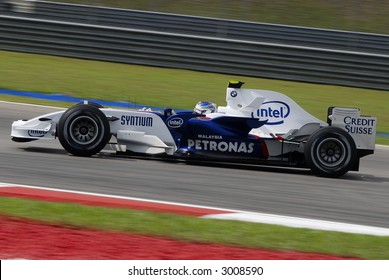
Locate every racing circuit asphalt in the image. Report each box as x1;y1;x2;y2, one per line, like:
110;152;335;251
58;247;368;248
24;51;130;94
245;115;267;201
1;102;389;228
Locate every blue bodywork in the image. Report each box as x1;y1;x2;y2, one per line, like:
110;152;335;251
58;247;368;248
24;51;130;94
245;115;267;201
163;111;269;159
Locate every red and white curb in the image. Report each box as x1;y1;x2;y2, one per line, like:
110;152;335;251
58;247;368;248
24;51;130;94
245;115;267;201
1;182;389;236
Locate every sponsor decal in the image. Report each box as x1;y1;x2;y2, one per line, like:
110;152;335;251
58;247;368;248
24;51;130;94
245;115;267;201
120;115;153;127
344;116;376;135
253;101;290;125
230;90;238;97
188;139;254;153
167;117;184;128
28;130;47;137
198;135;223;140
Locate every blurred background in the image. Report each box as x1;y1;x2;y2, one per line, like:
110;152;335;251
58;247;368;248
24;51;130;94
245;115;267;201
40;0;389;34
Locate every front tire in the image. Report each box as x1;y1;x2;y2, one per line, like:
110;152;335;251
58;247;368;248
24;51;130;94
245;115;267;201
305;127;357;177
58;104;110;156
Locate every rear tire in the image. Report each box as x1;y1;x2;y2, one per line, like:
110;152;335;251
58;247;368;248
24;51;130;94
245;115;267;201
305;126;357;177
58;104;110;156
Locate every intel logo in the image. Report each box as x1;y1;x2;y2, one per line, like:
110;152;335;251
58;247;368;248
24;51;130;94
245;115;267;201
168;117;184;128
28;129;47;137
253;101;290;125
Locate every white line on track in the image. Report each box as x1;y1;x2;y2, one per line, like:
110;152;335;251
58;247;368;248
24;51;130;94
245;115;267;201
203;213;389;236
376;144;389;150
0;100;64;109
1;182;389;236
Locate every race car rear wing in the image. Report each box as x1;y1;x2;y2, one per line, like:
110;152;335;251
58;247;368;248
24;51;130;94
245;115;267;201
328;107;376;151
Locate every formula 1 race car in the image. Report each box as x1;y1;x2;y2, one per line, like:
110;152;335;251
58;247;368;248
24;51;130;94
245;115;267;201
11;81;377;177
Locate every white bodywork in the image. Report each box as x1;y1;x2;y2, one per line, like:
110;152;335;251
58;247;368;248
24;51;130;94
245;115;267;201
11;111;65;140
216;86;376;155
218;86;326;137
11;108;177;155
329;107;376;150
109;109;176;154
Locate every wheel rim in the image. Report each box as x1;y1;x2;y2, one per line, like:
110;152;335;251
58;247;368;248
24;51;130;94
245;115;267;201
69;116;99;145
316;137;347;167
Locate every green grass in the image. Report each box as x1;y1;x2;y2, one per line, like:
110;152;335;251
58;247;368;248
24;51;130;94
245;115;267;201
1;196;388;259
47;0;389;34
1;50;388;145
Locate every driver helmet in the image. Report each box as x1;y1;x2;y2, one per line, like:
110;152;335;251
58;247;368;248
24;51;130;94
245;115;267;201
193;101;217;114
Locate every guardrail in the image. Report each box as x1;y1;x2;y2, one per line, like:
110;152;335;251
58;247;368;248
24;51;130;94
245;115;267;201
1;2;389;90
2;0;389;55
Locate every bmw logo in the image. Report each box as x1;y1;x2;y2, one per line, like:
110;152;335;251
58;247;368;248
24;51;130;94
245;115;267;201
230;91;238;97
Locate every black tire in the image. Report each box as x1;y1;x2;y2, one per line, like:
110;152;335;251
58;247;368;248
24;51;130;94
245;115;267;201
305;126;357;178
75;101;104;108
58;104;110;156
